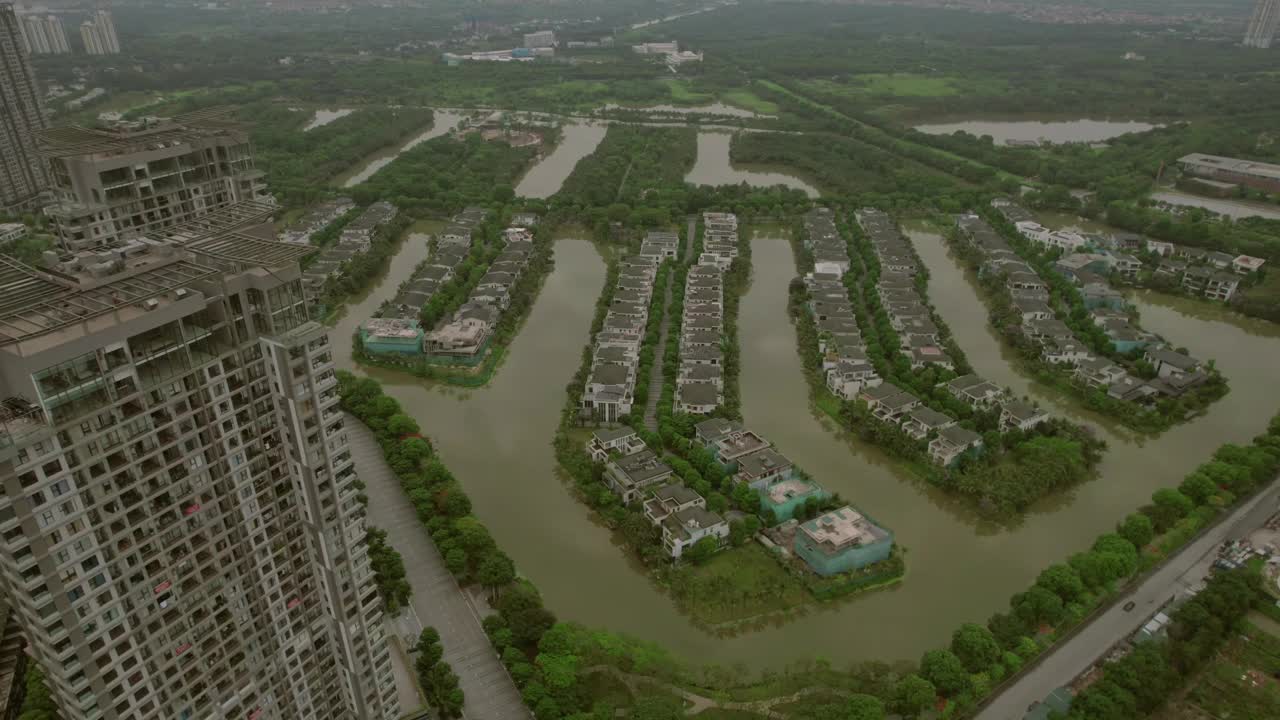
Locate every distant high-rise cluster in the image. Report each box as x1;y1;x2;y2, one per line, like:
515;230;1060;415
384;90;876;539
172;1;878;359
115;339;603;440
0;1;50;211
80;9;119;55
1244;0;1279;48
18;13;70;55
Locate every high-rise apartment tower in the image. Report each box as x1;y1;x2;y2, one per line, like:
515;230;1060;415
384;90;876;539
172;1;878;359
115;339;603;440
39;110;271;252
78;10;118;56
0;202;401;720
0;2;50;211
1244;0;1279;48
19;14;70;55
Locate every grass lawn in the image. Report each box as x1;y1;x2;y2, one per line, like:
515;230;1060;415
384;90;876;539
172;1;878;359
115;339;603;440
667;543;810;627
581;669;634;709
694;710;768;719
1160;620;1280;720
408;218;446;236
773;691;850;717
720;89;780;115
663;78;714;104
858;73;960;97
802;73;1007;100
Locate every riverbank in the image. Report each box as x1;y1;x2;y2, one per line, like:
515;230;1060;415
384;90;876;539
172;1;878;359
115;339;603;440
326;211;1280;671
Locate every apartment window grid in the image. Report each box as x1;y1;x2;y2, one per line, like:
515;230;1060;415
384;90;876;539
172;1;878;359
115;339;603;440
0;281;394;719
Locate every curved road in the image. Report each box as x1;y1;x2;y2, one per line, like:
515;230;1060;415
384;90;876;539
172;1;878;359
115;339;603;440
979;476;1280;720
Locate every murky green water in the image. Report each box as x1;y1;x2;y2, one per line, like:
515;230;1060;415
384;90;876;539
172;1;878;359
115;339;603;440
685;132;820;198
515;122;609;199
334;226;1280;669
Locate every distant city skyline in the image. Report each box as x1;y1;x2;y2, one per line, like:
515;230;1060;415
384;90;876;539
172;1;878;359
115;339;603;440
12;5;119;55
0;1;51;210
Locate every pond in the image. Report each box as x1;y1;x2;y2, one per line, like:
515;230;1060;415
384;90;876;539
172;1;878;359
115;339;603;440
913;118;1157;145
685;132;820;197
600;103;771;119
1151;190;1280;222
515;121;609;199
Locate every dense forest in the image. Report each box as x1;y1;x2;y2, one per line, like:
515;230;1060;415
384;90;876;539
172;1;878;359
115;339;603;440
555;125;697;208
352;134;539;215
731;131;976;207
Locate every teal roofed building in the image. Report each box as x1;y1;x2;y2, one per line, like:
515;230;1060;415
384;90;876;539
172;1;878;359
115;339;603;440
759;476;828;522
360;318;424;356
794;506;892;577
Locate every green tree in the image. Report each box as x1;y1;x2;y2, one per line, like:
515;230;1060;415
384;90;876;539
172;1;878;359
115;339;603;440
478;551;516;598
893;673;936;716
951;623;1001;673
444;548;468;578
1178;472;1216;506
1150;488;1194;530
1117;513;1153;549
844;693;886;720
455;516;496;552
920;649;969;696
683;536;719;565
386;413;419;437
1036;563;1085;603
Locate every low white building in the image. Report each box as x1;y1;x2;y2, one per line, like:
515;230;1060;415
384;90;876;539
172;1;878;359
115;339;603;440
0;223;28;245
661;506;729;559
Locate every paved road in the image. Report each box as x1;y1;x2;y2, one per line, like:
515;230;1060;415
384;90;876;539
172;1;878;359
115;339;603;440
348;420;530;719
979;476;1280;720
642;217;695;430
643;274;673;432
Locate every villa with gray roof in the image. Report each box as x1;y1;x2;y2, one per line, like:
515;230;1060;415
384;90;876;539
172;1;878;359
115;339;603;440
661;506;730;559
588;427;646;463
1000;401;1051;432
929;426;984;466
644;485;706;525
605;450;674;503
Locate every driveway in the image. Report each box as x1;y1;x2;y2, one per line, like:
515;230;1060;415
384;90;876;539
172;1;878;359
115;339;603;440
348;419;530;719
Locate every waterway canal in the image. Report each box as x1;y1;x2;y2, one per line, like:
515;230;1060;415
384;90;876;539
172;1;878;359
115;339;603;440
912;118;1157;146
515;122;608;199
334;110;467;188
686;132;820;198
332;225;1280;670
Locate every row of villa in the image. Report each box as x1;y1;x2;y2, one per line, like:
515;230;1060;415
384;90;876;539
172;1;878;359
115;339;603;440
580;230;672;422
358;208;537;360
381;206;494;322
674;213;739;415
959;210;1212;404
1147;241;1264;302
802;208;882;403
280;196;354;245
856;208;956;372
992;198;1264;302
804;208;1048;466
857;209;1040;465
301;200;398;292
586;419;892;574
586;425;729;560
